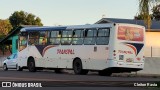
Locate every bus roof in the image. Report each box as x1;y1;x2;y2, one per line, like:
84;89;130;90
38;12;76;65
20;23;144;32
21;26;67;32
20;23;115;32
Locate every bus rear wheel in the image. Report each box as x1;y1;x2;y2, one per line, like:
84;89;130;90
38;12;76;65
73;59;88;75
28;58;36;72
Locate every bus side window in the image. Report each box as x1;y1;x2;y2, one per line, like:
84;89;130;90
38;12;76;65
56;31;61;44
96;28;110;45
72;30;83;45
50;31;61;45
29;32;39;45
39;31;48;45
19;35;27;51
61;30;72;45
83;29;97;45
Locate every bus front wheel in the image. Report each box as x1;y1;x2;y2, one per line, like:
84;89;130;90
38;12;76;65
73;59;88;75
28;58;36;72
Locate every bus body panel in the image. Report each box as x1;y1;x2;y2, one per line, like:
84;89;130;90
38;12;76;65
17;23;145;73
107;23;145;70
23;45;109;70
17;48;28;67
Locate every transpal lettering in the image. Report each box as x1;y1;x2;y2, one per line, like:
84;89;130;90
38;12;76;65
57;49;75;54
118;50;133;54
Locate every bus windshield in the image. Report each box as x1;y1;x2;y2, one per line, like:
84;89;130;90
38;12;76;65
117;26;144;42
19;32;28;51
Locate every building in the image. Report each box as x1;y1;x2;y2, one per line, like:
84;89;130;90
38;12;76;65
96;18;160;57
0;26;22;56
0;26;37;56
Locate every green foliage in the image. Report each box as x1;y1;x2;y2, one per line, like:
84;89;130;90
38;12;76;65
135;14;145;20
138;0;160;29
9;11;43;28
136;2;160;21
152;4;160;20
135;14;153;20
0;19;13;39
138;0;153;29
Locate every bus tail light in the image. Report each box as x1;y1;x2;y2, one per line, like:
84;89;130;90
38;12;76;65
113;50;116;55
143;56;145;61
113;50;116;59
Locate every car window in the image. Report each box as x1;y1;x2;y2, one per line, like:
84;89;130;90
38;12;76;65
13;54;17;59
8;54;14;59
8;54;17;60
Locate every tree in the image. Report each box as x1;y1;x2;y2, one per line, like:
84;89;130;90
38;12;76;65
9;11;43;28
0;19;13;38
134;14;145;20
152;4;160;20
134;13;153;20
138;0;160;29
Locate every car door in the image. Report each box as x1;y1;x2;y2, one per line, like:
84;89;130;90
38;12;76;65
7;54;17;68
10;54;17;68
6;54;13;68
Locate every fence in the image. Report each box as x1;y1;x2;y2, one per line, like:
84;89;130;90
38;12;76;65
145;46;160;57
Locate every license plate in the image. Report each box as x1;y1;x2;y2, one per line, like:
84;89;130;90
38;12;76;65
126;58;133;62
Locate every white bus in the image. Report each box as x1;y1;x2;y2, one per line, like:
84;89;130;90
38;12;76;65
17;23;145;76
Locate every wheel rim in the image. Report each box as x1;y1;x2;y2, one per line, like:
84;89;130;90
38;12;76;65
76;62;80;71
74;62;81;73
3;65;6;70
29;62;34;70
16;65;19;70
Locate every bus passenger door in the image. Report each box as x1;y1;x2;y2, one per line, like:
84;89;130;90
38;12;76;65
89;28;110;70
90;45;109;70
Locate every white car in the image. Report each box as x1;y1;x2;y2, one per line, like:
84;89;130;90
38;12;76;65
3;53;22;71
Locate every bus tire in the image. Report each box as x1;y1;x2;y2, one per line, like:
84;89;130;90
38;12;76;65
16;64;23;71
3;64;8;71
73;58;88;75
98;70;112;76
27;58;36;72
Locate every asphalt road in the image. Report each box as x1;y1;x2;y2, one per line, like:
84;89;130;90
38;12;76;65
0;69;159;90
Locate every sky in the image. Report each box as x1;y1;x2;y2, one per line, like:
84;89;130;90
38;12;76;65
0;0;139;26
